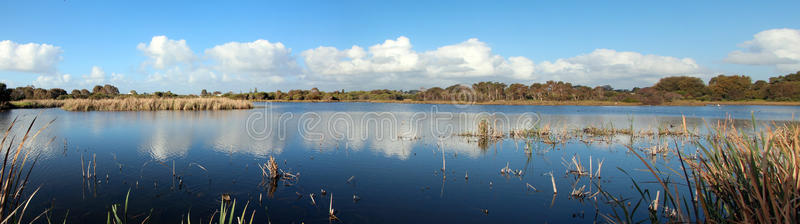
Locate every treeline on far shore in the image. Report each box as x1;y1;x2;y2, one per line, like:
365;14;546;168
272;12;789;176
213;71;800;105
1;71;799;108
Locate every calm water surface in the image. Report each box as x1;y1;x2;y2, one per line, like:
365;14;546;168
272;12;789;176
0;102;797;223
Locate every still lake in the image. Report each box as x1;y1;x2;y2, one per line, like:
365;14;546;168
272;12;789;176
0;102;798;223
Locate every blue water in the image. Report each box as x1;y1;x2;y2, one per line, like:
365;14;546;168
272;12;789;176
0;103;797;223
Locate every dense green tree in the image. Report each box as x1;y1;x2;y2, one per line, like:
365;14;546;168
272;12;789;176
505;83;528;100
103;84;120;95
0;83;9;105
47;88;67;99
709;75;752;100
654;76;708;98
766;82;800;101
746;80;769;99
92;85;104;94
768;71;800;83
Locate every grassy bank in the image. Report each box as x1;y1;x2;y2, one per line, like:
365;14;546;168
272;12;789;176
5;98;253;111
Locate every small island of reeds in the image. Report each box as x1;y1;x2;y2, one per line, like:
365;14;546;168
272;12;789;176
10;98;252;111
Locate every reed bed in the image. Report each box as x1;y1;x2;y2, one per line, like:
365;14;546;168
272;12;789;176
60;98;253;111
689;122;800;222
9;100;64;109
602;119;800;223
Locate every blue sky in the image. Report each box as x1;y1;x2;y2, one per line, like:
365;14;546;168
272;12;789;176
1;0;799;93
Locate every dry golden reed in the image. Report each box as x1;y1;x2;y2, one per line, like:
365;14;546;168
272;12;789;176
60;98;253;111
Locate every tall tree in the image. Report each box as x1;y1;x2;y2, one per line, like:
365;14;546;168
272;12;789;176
0;83;9;105
654;76;708;98
708;75;751;100
103;84;119;95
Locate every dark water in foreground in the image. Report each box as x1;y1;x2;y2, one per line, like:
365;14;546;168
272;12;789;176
0;102;797;223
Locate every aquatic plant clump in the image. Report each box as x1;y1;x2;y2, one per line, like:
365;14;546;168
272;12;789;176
60;98;253;111
690;123;800;222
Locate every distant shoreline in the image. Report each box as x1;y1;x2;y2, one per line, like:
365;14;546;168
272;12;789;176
254;99;800;106
5;98;800;111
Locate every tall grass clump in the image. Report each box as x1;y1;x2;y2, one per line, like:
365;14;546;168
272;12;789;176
0;116;53;223
613;120;800;223
689;122;800;223
60;98;253;111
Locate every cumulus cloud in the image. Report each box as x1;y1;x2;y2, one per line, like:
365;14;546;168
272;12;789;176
81;66;106;85
205;39;299;75
725;28;800;72
32;66;126;89
301;36;702;88
302;37;420;76
0;40;62;73
136;36;299;92
34;74;72;87
301;37;540;89
137;36;195;69
536;49;701;85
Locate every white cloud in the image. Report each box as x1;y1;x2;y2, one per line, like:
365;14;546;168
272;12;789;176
302;37;421;76
0;40;62;73
301;37;538;89
81;66;106;85
34;74;72;87
137;36;195;69
725;28;800;72
135;37;302;92
205;39;299;75
301;36;702;88
111;73;125;82
536;49;702;85
32;66;126;89
422;38;505;77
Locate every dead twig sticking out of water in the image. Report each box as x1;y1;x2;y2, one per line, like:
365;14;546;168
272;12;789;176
261;156;279;180
441;145;446;172
549;172;557;194
568;185;598;201
526;183;538;192
648;190;660;213
329;193;338;221
499;162;522;177
563;154;588;177
258;156;299;198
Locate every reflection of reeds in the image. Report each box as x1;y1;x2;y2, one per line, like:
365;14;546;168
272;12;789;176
60;98;253;111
